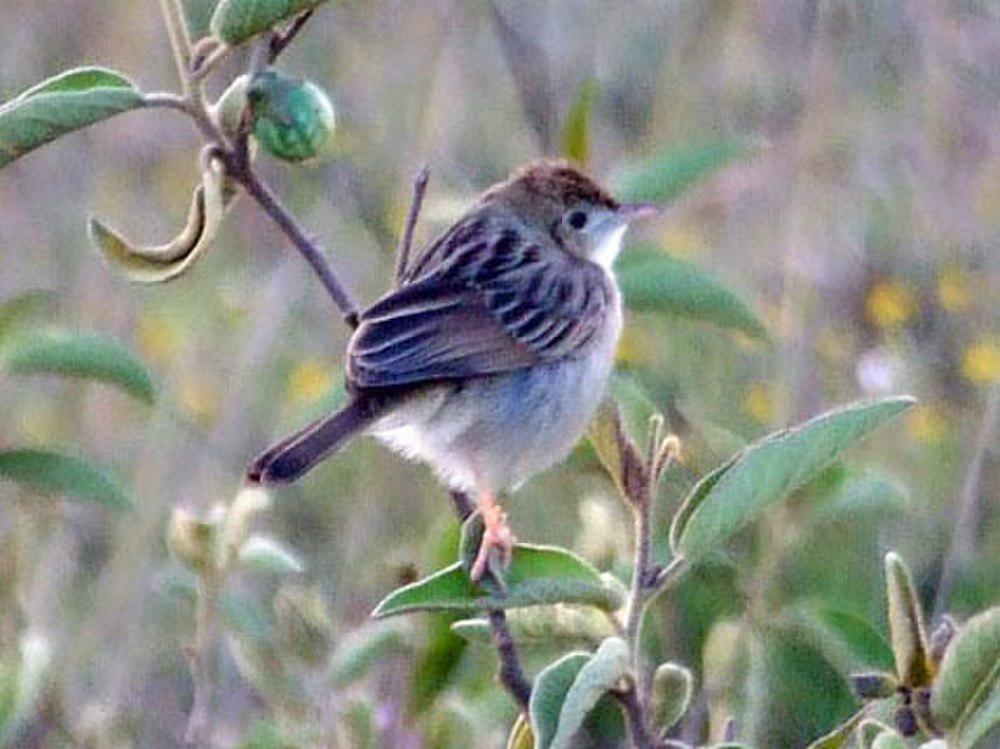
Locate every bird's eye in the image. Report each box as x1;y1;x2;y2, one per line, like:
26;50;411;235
566;210;588;230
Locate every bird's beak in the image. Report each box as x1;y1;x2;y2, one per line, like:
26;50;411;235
615;202;659;223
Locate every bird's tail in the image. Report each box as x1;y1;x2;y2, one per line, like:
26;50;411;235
247;396;380;485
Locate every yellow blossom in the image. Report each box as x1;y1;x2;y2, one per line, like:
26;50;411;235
906;404;947;444
287;359;334;404
961;339;1000;384
936;267;972;313
743;382;775;424
866;279;916;329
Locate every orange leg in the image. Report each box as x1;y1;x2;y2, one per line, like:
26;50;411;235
469;488;516;581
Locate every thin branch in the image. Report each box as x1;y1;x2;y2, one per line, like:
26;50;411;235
230;165;360;327
268;9;316;64
158;0;194;95
932;384;999;620
189;41;231;84
185;574;220;746
394;167;430;286
616;683;659;749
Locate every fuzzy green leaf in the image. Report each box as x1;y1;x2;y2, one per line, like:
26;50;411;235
651;662;693;732
613;137;755;203
0;449;131;510
328;621;411;687
550;637;629;749
451;604;616;648
210;0;327;45
805;709;865;749
870;731;907;749
671;397;915;562
2;330;155;403
237;535;304;574
617;245;767;339
931;606;1000;748
793;605;896;674
561;78;596;165
373;544;624;617
884;552;932;687
529;652;590;749
0;67;142;169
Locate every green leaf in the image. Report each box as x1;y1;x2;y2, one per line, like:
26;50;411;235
0;67;142;169
210;0;326;45
372;544;624;617
870;731;907;749
931;606;1000;748
804;709;865;749
884;551;932;687
2;330;155;403
550;637;629;749
671;396;915;562
0;449;131;510
529;652;590;749
560;78;596;165
450;604;616;648
792;605;896;674
613;137;755;203
328;621;411;687
237;535;304;574
651;662;693;732
90;160;228;284
0;290;55;345
617;244;767;339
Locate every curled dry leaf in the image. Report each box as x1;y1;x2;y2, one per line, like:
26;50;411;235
89;159;227;283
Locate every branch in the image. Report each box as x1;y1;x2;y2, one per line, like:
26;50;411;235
450;490;532;711
158;0;194;95
616;682;660;749
268;9;316;64
394;167;430;286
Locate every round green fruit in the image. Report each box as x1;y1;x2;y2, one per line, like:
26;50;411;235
247;70;336;163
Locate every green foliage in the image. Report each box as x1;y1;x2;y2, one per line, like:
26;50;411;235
884;551;932;687
651;662;693;733
670;396;915;562
372;544;624;617
618;244;768;340
2;329;155;403
548;637;629;749
238;535;305;574
613;138;756;203
0;67;142;169
0;448;131;510
248;70;336;162
210;0;328;45
451;605;616;649
792;605;896;674
931;606;1000;748
0;291;55;343
529;652;590;749
328;621;410;687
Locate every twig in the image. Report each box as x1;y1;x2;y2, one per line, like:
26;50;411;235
449;491;532;711
616;683;660;749
185;574;220;747
394;167;430;286
158;0;193;94
268;9;316;64
932;384;999;620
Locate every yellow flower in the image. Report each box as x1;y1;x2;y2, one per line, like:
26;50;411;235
906;404;947;444
961;339;1000;384
866;279;916;328
287;359;334;404
937;267;972;313
743;382;775;424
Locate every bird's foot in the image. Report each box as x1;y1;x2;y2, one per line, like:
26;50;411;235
470;500;516;582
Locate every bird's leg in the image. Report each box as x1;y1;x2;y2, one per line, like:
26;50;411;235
470;488;516;582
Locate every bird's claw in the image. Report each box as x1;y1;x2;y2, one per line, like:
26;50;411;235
470;506;515;583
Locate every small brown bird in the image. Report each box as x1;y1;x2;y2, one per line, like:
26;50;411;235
249;160;654;579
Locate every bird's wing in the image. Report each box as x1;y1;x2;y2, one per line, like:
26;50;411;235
347;225;609;390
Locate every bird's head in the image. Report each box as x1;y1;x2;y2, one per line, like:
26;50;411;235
480;159;657;269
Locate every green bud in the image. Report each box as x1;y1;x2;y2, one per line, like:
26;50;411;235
247;70;335;162
167;505;223;573
651;662;694;731
210;74;250;140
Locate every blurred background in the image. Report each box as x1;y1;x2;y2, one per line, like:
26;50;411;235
0;1;997;747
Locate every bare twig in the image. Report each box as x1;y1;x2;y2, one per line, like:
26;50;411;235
933;384;999;620
268;9;316;64
394;167;430;286
158;0;194;95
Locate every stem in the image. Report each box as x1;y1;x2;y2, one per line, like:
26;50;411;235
158;0;193;95
624;484;652;671
232;167;360;328
185;573;220;747
268;9;316;64
394;167;430;286
617;683;659;749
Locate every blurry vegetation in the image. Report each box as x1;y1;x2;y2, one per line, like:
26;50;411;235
0;1;998;748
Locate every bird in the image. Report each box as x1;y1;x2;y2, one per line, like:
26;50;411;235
248;159;655;580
